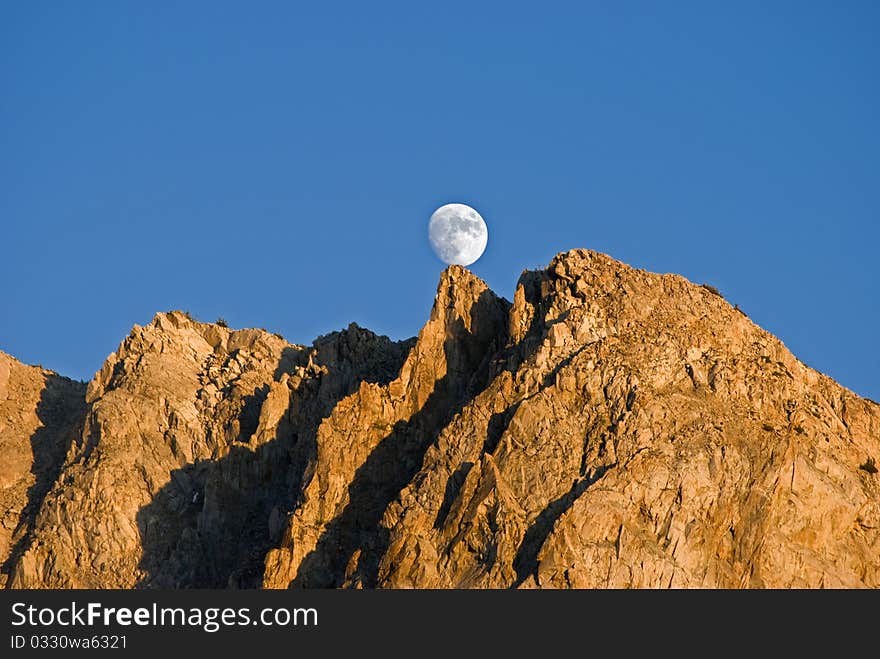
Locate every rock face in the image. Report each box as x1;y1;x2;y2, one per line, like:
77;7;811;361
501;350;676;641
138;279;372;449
0;354;86;588
2;250;879;588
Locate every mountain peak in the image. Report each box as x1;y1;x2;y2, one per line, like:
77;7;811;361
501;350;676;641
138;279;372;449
2;249;879;589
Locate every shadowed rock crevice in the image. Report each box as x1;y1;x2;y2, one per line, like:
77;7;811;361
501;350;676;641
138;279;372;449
236;385;270;443
434;461;474;529
512;464;616;587
483;403;520;455
1;374;86;586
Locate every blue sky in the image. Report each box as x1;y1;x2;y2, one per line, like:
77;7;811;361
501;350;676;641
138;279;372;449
1;2;878;400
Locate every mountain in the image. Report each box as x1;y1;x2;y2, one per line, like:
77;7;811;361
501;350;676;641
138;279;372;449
1;249;878;589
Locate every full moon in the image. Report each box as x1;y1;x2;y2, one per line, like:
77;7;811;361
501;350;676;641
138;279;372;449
428;203;488;266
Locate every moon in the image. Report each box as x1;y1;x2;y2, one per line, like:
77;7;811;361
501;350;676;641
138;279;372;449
428;203;488;266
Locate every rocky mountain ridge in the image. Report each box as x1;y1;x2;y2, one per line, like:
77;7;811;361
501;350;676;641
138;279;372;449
2;249;878;588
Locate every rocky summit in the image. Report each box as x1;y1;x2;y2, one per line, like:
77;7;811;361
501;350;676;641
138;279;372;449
1;249;878;589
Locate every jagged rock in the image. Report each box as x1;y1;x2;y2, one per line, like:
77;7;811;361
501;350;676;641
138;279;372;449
0;353;86;588
1;250;878;589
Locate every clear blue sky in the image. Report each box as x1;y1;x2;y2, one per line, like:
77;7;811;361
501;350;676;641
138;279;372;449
2;2;878;400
